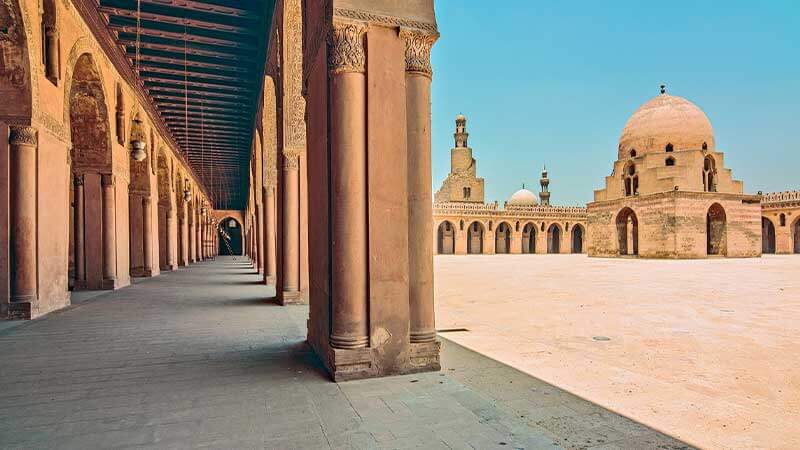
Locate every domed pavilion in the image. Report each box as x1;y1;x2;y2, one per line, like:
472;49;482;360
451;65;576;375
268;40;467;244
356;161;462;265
587;86;762;258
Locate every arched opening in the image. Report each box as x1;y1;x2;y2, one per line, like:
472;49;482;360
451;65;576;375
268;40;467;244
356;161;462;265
521;222;536;254
571;224;584;253
128;114;150;277
702;142;708;150
219;217;243;256
623;162;638;196
68;53;113;290
665;143;674;152
495;222;511;254
762;217;776;254
629;149;636;158
547;223;561;254
665;157;675;166
616;207;639;256
703;156;717;192
156;150;172;270
0;0;32;120
706;203;727;256
41;0;59;84
467;221;484;254
437;221;455;255
779;213;786;227
793;218;800;254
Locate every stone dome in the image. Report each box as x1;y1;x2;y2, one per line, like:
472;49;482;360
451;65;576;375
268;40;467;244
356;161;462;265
506;188;538;207
618;92;715;159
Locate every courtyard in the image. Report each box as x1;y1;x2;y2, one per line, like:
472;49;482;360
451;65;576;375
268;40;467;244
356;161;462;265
435;254;800;449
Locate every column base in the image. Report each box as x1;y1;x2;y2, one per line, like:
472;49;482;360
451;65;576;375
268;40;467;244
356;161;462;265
279;289;305;305
130;267;153;277
1;301;33;320
326;340;441;382
410;329;437;343
265;275;276;285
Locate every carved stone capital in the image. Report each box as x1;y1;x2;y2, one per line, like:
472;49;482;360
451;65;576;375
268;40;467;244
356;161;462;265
101;174;116;187
283;152;300;170
73;174;84;187
9;126;38;146
399;29;438;78
328;21;367;74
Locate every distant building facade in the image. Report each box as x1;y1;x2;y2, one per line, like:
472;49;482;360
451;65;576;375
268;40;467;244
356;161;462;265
761;191;800;254
433;116;587;255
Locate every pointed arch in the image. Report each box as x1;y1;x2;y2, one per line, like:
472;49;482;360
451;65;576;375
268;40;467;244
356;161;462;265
495;221;511;254
0;0;33;120
437;221;455;254
521;222;536;254
616;207;639;256
547;223;562;254
467;221;484;254
706;203;726;256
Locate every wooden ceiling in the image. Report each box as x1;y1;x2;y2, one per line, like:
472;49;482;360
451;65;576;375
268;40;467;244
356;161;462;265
95;0;274;209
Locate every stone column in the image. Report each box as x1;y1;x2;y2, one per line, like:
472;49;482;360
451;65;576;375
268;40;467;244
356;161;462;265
180;210;188;266
256;204;264;274
74;174;85;285
401;29;438;344
142;197;153;275
44;26;59;81
189;216;196;263
166;207;176;268
265;187;276;284
9;126;38;308
328;22;369;349
281;154;301;300
101;174;117;284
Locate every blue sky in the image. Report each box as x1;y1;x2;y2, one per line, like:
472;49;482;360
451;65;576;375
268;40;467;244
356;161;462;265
430;1;800;206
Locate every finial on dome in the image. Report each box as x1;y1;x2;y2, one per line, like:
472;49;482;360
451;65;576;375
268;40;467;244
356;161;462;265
660;84;666;95
522;183;525;189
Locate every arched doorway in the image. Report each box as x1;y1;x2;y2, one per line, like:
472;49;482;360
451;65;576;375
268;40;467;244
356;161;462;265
467;221;484;254
68;53;113;290
762;217;776;254
794;218;800;254
547;224;561;254
156;150;172;270
616;207;639;256
437;221;455;254
495;222;511;254
521;222;536;253
219;217;243;255
706;203;726;256
128;114;150;276
571;224;584;253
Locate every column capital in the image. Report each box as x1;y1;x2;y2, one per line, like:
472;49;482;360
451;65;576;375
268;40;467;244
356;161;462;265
9;126;38;146
399;28;439;78
101;174;116;186
328;21;367;75
283;152;300;170
73;174;84;187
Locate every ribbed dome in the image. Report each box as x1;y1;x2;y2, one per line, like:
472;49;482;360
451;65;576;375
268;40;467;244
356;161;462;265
619;93;715;159
507;188;538;207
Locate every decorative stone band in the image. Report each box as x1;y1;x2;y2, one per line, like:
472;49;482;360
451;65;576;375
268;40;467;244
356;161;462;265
328;21;367;74
330;333;370;350
9;126;38;146
399;28;439;78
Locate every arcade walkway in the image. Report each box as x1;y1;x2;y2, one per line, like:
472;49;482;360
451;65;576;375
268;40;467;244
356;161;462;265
0;258;689;450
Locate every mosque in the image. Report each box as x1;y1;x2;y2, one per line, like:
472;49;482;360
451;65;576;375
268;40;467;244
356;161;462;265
434;88;800;258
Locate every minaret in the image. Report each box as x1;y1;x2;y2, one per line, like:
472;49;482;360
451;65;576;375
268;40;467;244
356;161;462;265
539;166;550;206
454;114;468;148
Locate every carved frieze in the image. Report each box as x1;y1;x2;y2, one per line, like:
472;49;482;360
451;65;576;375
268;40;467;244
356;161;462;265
333;7;437;33
328;21;367;74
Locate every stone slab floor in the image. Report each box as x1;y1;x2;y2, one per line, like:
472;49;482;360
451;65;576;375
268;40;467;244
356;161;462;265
0;257;690;450
435;254;800;450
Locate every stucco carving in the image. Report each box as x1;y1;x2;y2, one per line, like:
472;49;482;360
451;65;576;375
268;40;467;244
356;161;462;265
399;29;438;78
333;7;438;33
283;0;306;152
283;152;300;170
263;76;278;187
328;21;366;74
9;125;37;145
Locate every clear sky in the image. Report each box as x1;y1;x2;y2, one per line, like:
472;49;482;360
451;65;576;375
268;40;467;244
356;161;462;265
430;1;800;206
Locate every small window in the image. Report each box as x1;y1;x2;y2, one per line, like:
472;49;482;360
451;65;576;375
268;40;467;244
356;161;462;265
629;149;637;158
666;143;674;152
565;222;569;231
445;222;451;231
702;142;708;150
463;186;471;199
780;213;786;227
541;222;545;231
460;220;464;231
489;221;493;231
666;157;675;166
515;221;519;231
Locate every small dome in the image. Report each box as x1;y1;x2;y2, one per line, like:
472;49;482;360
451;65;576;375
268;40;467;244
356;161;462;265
455;114;466;122
619;92;715;159
507;188;538;207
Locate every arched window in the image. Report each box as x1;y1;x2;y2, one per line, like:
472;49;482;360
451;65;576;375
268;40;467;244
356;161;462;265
515;221;519;231
42;0;60;84
702;142;708;150
488;220;493;231
460;220;464;231
703;156;717;192
665;157;675;166
665;143;674;152
463;187;471;199
624;163;637;196
780;213;786;227
629;149;637;158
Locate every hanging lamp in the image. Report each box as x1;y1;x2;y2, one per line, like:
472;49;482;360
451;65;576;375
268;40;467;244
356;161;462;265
184;178;192;202
129;0;147;161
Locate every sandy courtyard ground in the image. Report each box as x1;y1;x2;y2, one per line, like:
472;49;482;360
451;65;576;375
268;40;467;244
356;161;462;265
434;254;800;450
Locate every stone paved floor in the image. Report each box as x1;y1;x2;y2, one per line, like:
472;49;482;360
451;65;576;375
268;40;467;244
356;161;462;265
435;254;800;450
0;257;689;450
